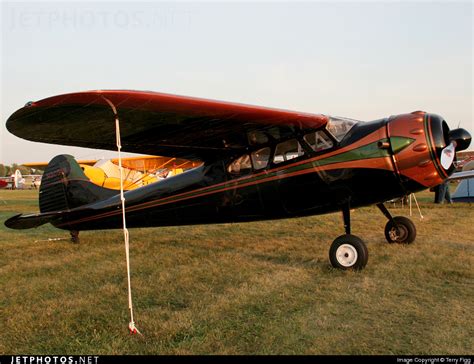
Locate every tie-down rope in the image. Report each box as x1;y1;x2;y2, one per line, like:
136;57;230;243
102;96;141;335
409;193;424;220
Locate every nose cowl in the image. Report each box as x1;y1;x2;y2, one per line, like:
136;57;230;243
387;112;471;190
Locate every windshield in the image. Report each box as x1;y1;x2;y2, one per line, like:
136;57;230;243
326;116;359;141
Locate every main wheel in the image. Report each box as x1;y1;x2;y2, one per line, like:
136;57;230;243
329;234;368;270
384;216;416;244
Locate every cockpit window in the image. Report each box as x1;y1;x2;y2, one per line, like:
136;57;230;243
251;147;271;170
265;126;296;141
304;131;334;152
227;154;252;176
273;139;305;164
247;131;269;146
326;116;358;141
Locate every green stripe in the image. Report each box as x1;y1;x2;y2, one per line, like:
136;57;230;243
390;136;415;154
313;141;390;167
155;139;391;206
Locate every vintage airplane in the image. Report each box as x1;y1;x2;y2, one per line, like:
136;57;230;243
23;155;200;191
0;170;42;189
4;90;472;270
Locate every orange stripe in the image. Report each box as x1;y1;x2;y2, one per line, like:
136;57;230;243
58;156;393;227
60;126;387;218
58;126;389;227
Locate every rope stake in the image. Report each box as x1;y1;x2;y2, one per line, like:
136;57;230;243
102;95;141;335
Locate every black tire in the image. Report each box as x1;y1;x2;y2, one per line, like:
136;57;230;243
384;216;416;244
329;234;368;270
70;230;80;244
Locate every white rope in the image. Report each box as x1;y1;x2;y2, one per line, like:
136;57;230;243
412;193;424;220
409;194;412;216
102;96;141;335
34;237;69;243
409;193;424;219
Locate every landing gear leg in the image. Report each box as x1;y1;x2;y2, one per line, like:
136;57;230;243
377;203;416;244
329;204;368;270
342;204;351;235
70;230;80;244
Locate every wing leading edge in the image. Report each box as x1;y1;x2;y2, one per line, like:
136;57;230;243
6;90;328;161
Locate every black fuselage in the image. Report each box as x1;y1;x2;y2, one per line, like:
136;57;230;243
51;119;421;231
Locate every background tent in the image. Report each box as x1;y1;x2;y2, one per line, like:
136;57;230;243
452;160;474;203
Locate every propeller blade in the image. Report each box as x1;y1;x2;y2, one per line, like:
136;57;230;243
14;169;23;189
440;141;456;170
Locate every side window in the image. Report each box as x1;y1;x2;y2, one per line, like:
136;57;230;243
273;139;304;164
227;154;252;176
304;131;334;152
251;147;271;170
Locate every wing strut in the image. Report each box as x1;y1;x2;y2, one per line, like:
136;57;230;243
102;96;141;335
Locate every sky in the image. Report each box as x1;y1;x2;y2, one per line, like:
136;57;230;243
1;1;472;165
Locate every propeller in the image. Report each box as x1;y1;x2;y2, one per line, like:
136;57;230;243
440;128;472;170
440;141;457;170
13;169;23;189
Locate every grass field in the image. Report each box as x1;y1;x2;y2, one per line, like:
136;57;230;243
0;189;473;355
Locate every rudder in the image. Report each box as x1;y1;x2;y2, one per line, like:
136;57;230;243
39;154;117;213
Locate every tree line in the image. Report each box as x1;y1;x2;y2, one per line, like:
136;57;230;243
0;164;43;177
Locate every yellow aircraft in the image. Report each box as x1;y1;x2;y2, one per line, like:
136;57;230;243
23;155;201;191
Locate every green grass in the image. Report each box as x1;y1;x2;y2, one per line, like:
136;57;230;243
0;189;473;354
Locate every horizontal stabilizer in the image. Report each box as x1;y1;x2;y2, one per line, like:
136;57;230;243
4;212;63;230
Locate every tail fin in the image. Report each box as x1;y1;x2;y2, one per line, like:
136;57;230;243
39;154;117;213
5;155;118;230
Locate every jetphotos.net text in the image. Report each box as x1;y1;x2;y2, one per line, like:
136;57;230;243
10;357;99;364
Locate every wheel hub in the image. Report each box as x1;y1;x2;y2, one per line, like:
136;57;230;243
389;227;399;241
335;244;358;267
389;225;408;241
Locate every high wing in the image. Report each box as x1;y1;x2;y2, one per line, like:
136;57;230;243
22;160;97;169
109;155;199;171
22;155;198;171
6;90;328;161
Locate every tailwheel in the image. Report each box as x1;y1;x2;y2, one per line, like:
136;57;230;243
70;230;80;244
384;216;416;244
329;234;368;270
